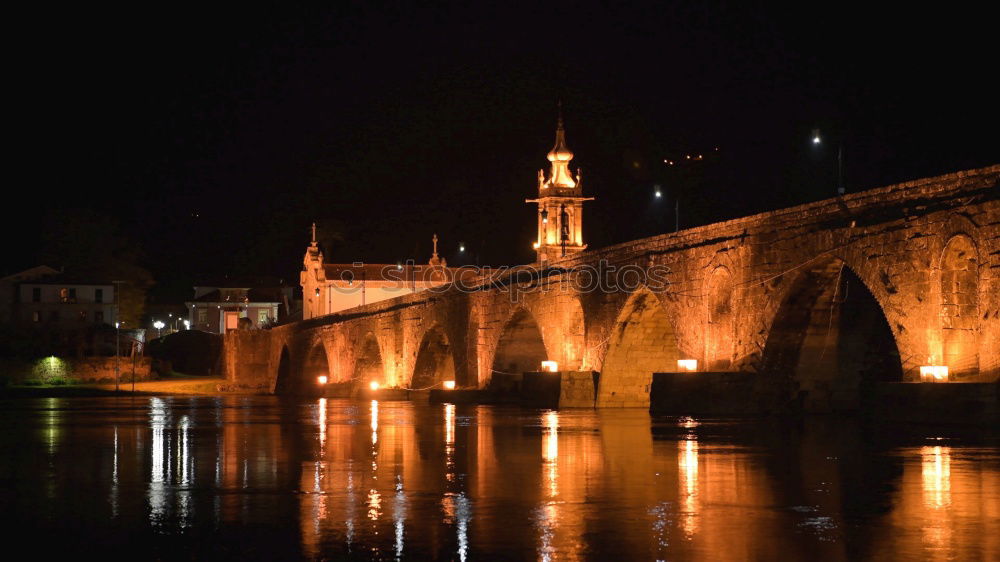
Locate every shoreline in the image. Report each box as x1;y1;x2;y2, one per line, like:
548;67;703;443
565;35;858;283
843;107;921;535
0;377;262;398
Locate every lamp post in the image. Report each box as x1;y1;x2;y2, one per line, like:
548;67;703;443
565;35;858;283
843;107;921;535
812;129;845;196
113;280;124;392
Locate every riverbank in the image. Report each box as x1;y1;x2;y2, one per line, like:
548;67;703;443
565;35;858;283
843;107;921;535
0;376;257;397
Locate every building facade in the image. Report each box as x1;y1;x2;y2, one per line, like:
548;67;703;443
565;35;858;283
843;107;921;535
186;283;292;334
2;267;117;327
300;229;457;320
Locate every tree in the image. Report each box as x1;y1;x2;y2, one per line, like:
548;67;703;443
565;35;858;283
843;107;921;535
37;209;154;327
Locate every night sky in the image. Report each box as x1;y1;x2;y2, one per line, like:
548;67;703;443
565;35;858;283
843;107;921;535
8;4;997;303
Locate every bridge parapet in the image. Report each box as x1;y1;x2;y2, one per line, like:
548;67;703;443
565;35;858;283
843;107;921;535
222;165;999;406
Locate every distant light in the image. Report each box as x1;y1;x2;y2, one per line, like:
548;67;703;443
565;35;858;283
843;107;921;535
655;190;662;198
397;263;403;270
459;244;465;252
183;320;190;329
920;365;949;382
115;322;120;328
317;375;328;385
315;287;320;296
540;360;559;373
812;128;822;144
677;359;698;372
153;320;165;330
533;242;540;249
168;313;173;317
813;136;821;144
443;380;456;390
369;381;380;391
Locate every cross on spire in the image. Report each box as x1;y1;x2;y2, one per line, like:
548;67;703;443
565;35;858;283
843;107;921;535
432;233;439;259
311;222;317;246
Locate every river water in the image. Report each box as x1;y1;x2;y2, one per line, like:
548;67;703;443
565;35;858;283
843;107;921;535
1;396;997;560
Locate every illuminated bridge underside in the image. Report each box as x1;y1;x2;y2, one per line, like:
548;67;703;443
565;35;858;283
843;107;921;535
224;166;1000;409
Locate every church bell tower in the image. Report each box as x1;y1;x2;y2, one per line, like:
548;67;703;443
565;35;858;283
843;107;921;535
527;113;593;264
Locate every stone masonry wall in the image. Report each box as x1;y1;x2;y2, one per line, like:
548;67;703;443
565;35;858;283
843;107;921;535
223;166;999;404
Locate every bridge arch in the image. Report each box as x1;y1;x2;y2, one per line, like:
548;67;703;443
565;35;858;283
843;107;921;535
274;345;293;394
598;286;680;407
762;257;902;412
353;332;386;388
491;308;549;378
939;234;979;378
302;340;332;385
705;265;736;370
411;325;457;389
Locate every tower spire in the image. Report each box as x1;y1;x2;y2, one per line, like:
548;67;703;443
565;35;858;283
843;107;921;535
544;111;576;189
527;106;593;264
310;222;317;246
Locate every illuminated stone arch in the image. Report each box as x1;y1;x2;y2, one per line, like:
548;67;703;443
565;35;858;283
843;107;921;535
490;307;550;378
274;345;293;394
705;265;736;370
598;286;681;408
411;324;458;389
353;331;386;388
939;234;979;378
762;256;902;412
529;290;586;371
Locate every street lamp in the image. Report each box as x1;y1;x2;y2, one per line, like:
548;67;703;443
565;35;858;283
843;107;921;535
113;280;125;392
811;129;845;196
153;320;165;337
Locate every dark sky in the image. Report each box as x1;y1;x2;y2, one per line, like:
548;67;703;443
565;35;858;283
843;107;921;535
8;3;998;302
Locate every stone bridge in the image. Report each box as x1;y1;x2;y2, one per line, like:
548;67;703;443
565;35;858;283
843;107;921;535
224;166;999;410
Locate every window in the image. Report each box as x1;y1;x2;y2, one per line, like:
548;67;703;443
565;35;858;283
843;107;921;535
95;311;104;323
95;289;103;303
197;308;208;324
258;309;270;325
32;311;41;322
78;310;87;321
69;288;77;301
32;287;41;302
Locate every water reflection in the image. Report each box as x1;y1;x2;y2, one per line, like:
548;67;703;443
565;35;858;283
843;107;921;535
3;396;998;560
922;445;951;509
679;437;699;538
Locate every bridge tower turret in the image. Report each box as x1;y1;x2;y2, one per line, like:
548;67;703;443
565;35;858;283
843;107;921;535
527;112;593;264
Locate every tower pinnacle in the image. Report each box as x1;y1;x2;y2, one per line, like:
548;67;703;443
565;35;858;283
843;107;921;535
544;116;576;189
527;108;593;264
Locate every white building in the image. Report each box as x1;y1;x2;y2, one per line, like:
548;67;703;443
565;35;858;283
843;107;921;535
300;228;463;320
